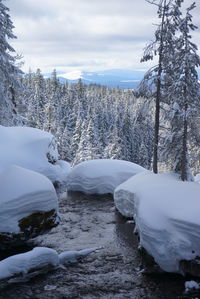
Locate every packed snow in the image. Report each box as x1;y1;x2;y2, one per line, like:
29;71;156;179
0;126;71;183
114;172;200;274
0;165;58;233
67;159;146;194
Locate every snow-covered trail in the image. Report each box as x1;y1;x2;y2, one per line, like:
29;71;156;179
0;192;186;298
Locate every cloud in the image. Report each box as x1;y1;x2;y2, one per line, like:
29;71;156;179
6;0;200;73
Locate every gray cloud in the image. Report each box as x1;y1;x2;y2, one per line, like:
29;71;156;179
6;0;200;73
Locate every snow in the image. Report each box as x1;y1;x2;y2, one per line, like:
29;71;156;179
58;248;99;265
0;246;99;283
114;172;200;273
67;159;146;194
0;165;58;233
185;281;200;293
0;247;59;281
194;173;200;183
0;126;70;183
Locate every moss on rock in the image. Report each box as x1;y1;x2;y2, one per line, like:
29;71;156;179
0;209;58;253
19;209;58;237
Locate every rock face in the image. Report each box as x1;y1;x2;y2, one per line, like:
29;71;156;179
0;210;58;252
0;166;59;252
179;258;200;277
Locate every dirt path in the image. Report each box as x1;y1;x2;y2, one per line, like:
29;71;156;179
0;192;191;298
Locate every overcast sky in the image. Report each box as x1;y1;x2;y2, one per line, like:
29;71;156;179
6;0;200;74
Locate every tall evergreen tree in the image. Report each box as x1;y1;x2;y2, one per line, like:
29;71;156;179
141;0;177;173
162;1;200;180
0;0;22;125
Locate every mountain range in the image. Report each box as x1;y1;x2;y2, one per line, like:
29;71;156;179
45;68;200;89
56;69;145;89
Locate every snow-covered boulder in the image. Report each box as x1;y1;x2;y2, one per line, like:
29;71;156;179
0;166;59;250
0;246;100;287
0;247;59;286
67;159;146;194
114;172;200;276
0;126;71;184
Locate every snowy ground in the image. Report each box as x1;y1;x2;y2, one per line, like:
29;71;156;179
0;192;190;299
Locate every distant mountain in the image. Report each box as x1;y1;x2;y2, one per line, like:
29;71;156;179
44;68;200;89
54;69;146;89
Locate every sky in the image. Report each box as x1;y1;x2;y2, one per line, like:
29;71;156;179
6;0;200;74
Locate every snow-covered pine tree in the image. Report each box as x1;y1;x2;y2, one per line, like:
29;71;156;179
140;0;178;173
26;69;46;128
0;0;22;125
162;1;200;181
43;70;59;134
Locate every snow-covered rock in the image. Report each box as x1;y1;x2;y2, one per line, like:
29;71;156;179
0;126;71;183
67;159;146;194
114;172;200;275
185;280;200;293
0;247;59;284
0;166;58;250
0;246;99;286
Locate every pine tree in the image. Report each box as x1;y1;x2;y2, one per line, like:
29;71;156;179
0;0;22;125
140;0;178;173
162;2;200;180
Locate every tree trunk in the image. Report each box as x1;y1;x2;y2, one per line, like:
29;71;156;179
153;76;161;173
152;0;167;173
181;103;188;181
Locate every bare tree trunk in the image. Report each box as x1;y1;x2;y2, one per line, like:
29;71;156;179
153;70;161;173
181;105;188;181
153;0;167;173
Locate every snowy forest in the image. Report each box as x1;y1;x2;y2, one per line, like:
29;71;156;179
17;72;154;169
1;0;200;179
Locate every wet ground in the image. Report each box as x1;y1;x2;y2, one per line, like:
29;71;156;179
0;192;197;298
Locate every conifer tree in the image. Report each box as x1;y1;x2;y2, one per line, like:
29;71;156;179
141;0;177;172
0;0;22;125
162;1;200;180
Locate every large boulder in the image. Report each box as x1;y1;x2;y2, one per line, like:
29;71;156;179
0;166;59;251
0;126;71;184
114;172;200;276
67;159;146;194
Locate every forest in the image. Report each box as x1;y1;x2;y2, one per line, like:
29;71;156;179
1;0;200;179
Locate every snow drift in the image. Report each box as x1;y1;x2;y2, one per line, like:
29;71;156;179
114;172;200;274
67;159;146;194
0;126;70;183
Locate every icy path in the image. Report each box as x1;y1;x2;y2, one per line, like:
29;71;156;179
0;192;188;298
